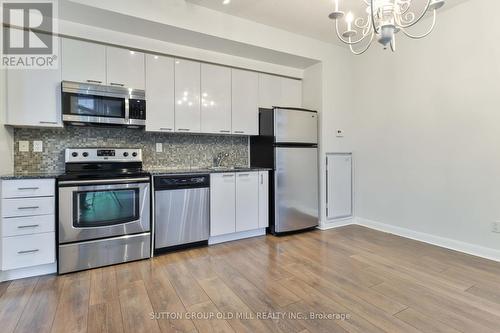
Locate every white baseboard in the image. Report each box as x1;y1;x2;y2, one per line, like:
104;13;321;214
356;217;500;263
0;262;57;282
209;228;266;245
318;217;355;230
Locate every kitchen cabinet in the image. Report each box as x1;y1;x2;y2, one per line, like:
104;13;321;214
6;34;62;128
210;173;236;237
106;46;145;90
281;77;302;108
258;171;269;228
232;69;259;135
61;38;106;84
235;172;259;232
259;73;282;109
201;64;231;134
175;59;201;133
145;55;175;132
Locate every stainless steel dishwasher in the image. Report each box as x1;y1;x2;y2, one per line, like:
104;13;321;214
154;174;210;253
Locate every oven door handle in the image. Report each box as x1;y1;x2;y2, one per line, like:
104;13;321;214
58;177;150;186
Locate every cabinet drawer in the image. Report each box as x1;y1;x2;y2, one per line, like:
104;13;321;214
2;232;55;270
2;179;55;198
2;197;55;218
2;215;55;237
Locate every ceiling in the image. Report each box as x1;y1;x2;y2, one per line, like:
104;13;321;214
186;0;470;44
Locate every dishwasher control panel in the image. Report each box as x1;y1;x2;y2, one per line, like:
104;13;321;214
154;175;210;190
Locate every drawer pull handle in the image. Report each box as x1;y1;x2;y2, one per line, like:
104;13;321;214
159;128;172;131
219;130;230;133
17;187;40;190
177;128;190;132
18;249;39;254
222;174;235;178
86;80;102;84
110;82;125;87
239;173;250;177
17;206;40;210
39;121;58;125
18;224;40;229
234;131;245;134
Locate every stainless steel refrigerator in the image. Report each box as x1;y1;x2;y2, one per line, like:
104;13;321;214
250;107;319;235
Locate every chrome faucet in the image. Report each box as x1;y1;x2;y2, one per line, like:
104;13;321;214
213;152;229;168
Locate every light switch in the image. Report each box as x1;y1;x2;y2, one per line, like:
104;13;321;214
19;141;29;152
336;129;344;138
156;143;163;153
33;141;43;152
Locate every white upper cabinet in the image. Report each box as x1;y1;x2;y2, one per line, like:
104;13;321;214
201;64;231;134
235;172;259;232
232;69;258;135
175;59;201;133
6;35;62;127
145;55;175;133
259;73;282;109
61;38;106;84
106;46;145;90
281;77;302;108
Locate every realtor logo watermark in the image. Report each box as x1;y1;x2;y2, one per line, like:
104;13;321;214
1;0;58;69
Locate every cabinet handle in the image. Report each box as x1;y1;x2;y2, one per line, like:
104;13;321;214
159;128;172;131
177;128;190;132
110;82;125;87
238;173;250;177
39;121;58;125
18;249;39;254
234;131;245;134
17;206;39;210
86;80;102;84
261;174;263;184
18;224;40;229
222;174;235;178
17;187;40;190
219;130;230;133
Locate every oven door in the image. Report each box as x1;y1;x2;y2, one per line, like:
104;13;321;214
58;178;150;244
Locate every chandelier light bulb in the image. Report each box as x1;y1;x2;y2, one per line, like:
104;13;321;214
328;0;446;55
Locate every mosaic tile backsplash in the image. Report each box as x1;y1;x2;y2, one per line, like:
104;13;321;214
14;127;249;173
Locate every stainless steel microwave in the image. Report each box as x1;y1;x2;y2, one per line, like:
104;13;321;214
61;81;146;127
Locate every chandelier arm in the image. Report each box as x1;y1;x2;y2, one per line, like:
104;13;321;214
401;10;436;39
349;32;375;55
398;0;432;29
370;0;380;34
390;35;396;52
334;19;373;45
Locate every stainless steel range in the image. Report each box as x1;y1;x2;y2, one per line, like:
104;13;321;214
57;148;151;274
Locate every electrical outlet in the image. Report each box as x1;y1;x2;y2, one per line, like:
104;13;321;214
19;141;29;152
33;141;43;152
156;143;163;153
336;129;344;137
493;222;500;234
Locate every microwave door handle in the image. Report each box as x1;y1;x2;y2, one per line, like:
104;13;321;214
125;98;130;123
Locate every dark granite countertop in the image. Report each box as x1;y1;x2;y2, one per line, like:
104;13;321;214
147;167;272;176
0;171;63;180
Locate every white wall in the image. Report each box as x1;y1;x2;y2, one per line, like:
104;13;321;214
352;0;500;251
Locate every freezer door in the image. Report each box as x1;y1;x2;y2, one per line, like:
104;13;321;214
274;108;318;144
275;147;319;233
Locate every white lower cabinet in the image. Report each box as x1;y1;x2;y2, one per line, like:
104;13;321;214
235;172;259;232
258;171;269;228
2;233;55;271
210;171;268;238
210;173;236;237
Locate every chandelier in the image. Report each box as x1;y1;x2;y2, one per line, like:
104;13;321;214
329;0;445;55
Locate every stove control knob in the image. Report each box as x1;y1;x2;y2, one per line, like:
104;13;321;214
132;152;138;157
123;152;129;157
71;152;78;158
82;152;89;157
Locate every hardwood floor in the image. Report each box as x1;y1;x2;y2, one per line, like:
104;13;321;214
1;225;500;333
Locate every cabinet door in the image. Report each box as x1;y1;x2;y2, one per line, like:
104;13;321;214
175;59;201;133
281;77;302;108
258;171;269;228
62;38;106;84
258;73;282;109
210;173;236;237
201;64;231;134
145;55;175;132
232;69;258;135
327;154;353;219
6;35;62;127
106;46;145;89
235;172;259;232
